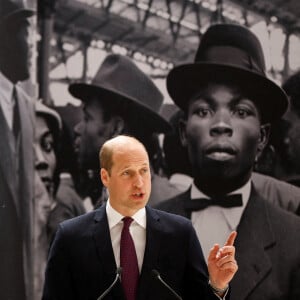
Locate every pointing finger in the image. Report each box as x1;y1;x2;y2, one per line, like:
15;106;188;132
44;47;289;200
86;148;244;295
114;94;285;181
224;231;237;246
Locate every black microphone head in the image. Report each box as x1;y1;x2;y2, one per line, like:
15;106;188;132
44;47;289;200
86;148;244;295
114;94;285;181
152;269;160;278
116;267;122;275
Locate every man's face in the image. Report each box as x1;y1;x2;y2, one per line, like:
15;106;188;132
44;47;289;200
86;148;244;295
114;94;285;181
35;115;57;195
282;108;300;172
181;83;268;186
0;18;31;82
74;97;113;171
101;141;151;216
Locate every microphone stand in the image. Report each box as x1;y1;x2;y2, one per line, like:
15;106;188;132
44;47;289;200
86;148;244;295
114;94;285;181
97;268;122;300
152;269;182;300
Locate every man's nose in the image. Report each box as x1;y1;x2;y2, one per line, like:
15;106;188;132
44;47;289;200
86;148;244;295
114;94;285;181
134;174;144;188
35;146;48;170
74;121;83;135
210;111;233;136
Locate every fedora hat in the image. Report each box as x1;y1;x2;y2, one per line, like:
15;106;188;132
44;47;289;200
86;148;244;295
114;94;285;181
0;0;34;24
167;23;289;122
69;54;171;133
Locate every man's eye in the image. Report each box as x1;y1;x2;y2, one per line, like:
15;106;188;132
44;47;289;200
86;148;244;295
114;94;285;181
234;108;251;118
195;108;211;117
42;140;54;153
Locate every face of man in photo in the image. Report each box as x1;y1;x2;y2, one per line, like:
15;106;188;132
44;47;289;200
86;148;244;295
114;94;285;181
0;17;31;82
74;97;114;171
181;82;269;188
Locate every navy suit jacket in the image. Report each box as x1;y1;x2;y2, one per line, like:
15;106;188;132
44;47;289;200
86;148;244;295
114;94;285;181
42;204;222;300
156;186;300;300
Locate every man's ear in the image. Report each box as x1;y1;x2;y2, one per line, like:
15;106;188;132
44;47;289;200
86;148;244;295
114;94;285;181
100;168;109;187
110;116;125;137
257;123;271;154
179;118;188;147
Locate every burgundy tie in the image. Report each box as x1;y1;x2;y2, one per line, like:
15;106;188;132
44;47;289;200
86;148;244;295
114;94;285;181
120;217;139;300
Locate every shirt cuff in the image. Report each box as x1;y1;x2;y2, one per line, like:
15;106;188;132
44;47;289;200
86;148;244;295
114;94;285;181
208;281;229;300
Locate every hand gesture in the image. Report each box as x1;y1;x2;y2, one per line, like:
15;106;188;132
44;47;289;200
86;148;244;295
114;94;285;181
207;231;238;291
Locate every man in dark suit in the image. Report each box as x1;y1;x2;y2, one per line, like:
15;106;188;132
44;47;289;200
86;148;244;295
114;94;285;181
42;135;238;300
157;24;300;300
0;1;35;299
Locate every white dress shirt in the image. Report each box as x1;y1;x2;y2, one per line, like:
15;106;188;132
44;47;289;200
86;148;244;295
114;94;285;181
0;71;15;130
106;200;146;273
191;180;251;262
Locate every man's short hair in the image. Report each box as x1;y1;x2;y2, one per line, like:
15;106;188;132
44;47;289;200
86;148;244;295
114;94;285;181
99;135;146;175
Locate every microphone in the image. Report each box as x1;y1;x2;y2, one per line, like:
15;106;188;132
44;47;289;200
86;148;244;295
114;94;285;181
97;267;122;300
152;269;182;300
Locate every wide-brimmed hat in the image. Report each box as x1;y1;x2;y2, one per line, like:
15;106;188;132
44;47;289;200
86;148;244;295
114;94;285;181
0;0;34;24
167;23;289;122
69;54;171;133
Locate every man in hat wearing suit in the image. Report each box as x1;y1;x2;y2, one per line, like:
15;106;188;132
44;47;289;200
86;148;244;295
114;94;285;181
157;23;300;300
43;134;238;300
70;54;180;207
0;0;35;299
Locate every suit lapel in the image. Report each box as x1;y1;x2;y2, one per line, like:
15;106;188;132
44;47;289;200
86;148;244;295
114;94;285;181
93;205;117;273
17;87;34;203
137;206;163;299
141;206;163;272
231;186;275;300
0;105;18;210
92;205;124;298
16;89;35;300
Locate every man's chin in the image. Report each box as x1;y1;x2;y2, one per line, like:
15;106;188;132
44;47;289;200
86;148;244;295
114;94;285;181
196;160;241;180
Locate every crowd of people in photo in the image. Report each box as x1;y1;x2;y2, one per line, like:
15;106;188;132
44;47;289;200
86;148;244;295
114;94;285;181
1;0;300;300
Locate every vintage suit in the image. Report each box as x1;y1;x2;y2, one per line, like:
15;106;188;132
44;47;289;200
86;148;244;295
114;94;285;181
42;204;224;300
156;185;300;300
0;84;35;300
47;175;86;244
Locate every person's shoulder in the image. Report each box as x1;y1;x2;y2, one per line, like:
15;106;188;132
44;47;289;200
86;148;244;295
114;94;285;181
264;197;300;226
55;177;85;209
147;206;192;228
59;209;97;232
252;172;300;215
253;172;300;193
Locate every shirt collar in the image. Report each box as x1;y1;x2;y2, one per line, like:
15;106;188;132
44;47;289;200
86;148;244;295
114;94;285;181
106;199;146;229
0;71;14;105
190;179;251;231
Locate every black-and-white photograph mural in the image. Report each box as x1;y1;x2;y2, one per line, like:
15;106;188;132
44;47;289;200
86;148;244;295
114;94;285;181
1;1;300;300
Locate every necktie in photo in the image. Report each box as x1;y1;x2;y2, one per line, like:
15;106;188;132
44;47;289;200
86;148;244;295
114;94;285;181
120;217;139;300
12;86;20;141
185;194;243;212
